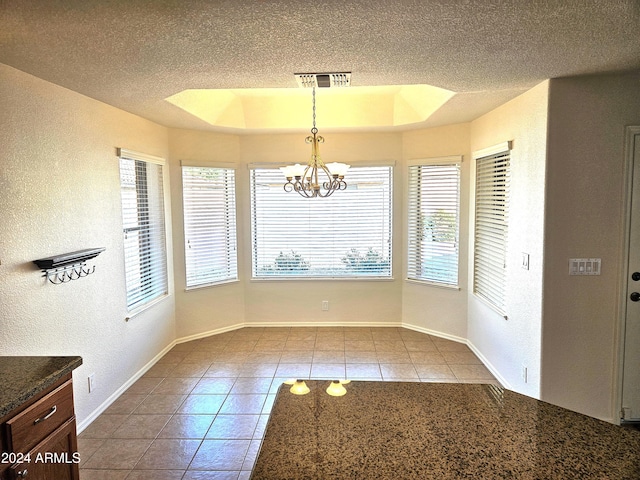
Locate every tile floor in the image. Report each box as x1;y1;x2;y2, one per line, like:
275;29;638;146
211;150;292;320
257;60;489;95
78;326;497;479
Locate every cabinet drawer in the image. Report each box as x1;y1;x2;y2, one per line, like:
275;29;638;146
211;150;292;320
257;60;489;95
8;417;79;480
6;380;74;453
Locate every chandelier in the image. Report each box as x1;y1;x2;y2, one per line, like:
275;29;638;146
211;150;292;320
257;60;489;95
280;85;350;198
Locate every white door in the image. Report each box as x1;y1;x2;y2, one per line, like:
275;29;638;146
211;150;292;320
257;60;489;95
622;127;640;422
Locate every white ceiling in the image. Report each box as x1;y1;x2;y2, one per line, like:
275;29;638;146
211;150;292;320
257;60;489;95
1;0;639;133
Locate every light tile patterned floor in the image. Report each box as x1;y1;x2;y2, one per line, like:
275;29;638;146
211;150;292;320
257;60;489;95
78;327;497;479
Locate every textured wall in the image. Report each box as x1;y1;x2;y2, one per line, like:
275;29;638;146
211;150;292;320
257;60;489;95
543;73;640;421
168;128;245;338
0;64;176;425
468;81;549;398
170;125;475;334
401;123;471;340
240;132;405;325
8;59;636;427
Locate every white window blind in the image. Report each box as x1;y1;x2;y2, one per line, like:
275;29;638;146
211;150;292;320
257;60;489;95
119;149;168;311
250;166;393;278
407;161;460;286
473;147;510;314
182;165;238;288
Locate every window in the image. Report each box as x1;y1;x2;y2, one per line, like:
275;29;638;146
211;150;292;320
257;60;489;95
473;143;511;315
407;158;461;286
118;148;168;311
250;165;393;278
182;165;238;288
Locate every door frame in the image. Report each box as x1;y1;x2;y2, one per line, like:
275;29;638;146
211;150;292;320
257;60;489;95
615;125;640;424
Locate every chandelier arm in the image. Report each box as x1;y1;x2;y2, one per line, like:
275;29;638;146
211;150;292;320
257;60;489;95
302;164;313;183
319;163;337;190
317;186;336;198
322;179;337;191
298;182;312;196
296;186;315;198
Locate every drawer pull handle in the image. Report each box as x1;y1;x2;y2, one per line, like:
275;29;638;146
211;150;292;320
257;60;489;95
33;405;57;424
17;469;28;478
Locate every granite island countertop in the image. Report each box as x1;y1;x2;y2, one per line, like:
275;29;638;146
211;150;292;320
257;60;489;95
251;381;640;479
0;356;83;419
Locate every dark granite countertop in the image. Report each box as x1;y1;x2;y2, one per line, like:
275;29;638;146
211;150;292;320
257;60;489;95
0;356;83;419
252;381;640;479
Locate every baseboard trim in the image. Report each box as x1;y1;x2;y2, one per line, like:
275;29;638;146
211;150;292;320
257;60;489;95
79;320;504;432
402;323;510;389
175;323;246;344
466;340;511;390
175;321;406;343
243;320;402;329
401;322;467;344
76;340;177;433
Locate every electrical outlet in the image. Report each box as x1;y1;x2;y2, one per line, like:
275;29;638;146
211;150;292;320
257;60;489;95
521;365;528;383
321;300;329;311
88;373;95;393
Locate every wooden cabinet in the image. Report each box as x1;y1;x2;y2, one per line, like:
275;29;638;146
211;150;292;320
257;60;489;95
8;419;78;480
0;374;79;480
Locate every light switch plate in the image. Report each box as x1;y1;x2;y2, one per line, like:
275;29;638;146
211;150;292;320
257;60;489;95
569;258;601;275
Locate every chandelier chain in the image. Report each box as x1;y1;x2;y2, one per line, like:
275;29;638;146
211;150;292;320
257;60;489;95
312;86;316;132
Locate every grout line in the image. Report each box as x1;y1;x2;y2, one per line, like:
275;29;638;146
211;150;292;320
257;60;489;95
80;327;498;476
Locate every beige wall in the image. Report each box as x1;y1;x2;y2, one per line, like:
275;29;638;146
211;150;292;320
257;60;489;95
401;124;471;340
0;62;472;428
5;59;637;427
169;127;473;329
468;81;549;398
168;129;245;338
240;132;404;326
542;73;640;420
0;64;176;426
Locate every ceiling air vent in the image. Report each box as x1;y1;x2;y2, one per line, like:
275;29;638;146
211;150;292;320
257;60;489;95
295;72;351;88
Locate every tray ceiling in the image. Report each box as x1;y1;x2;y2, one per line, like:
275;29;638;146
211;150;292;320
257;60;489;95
1;0;639;132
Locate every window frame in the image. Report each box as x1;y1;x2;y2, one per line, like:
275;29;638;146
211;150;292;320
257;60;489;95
181;162;239;290
249;163;394;280
406;156;461;288
472;141;511;318
118;148;171;315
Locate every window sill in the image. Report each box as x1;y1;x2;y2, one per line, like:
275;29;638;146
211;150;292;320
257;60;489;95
405;278;461;290
125;293;171;322
250;276;395;282
185;279;240;291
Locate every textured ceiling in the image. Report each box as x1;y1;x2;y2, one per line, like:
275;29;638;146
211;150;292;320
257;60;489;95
1;0;640;132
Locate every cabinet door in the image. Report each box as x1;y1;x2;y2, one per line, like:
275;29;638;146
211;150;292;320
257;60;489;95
9;418;79;480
